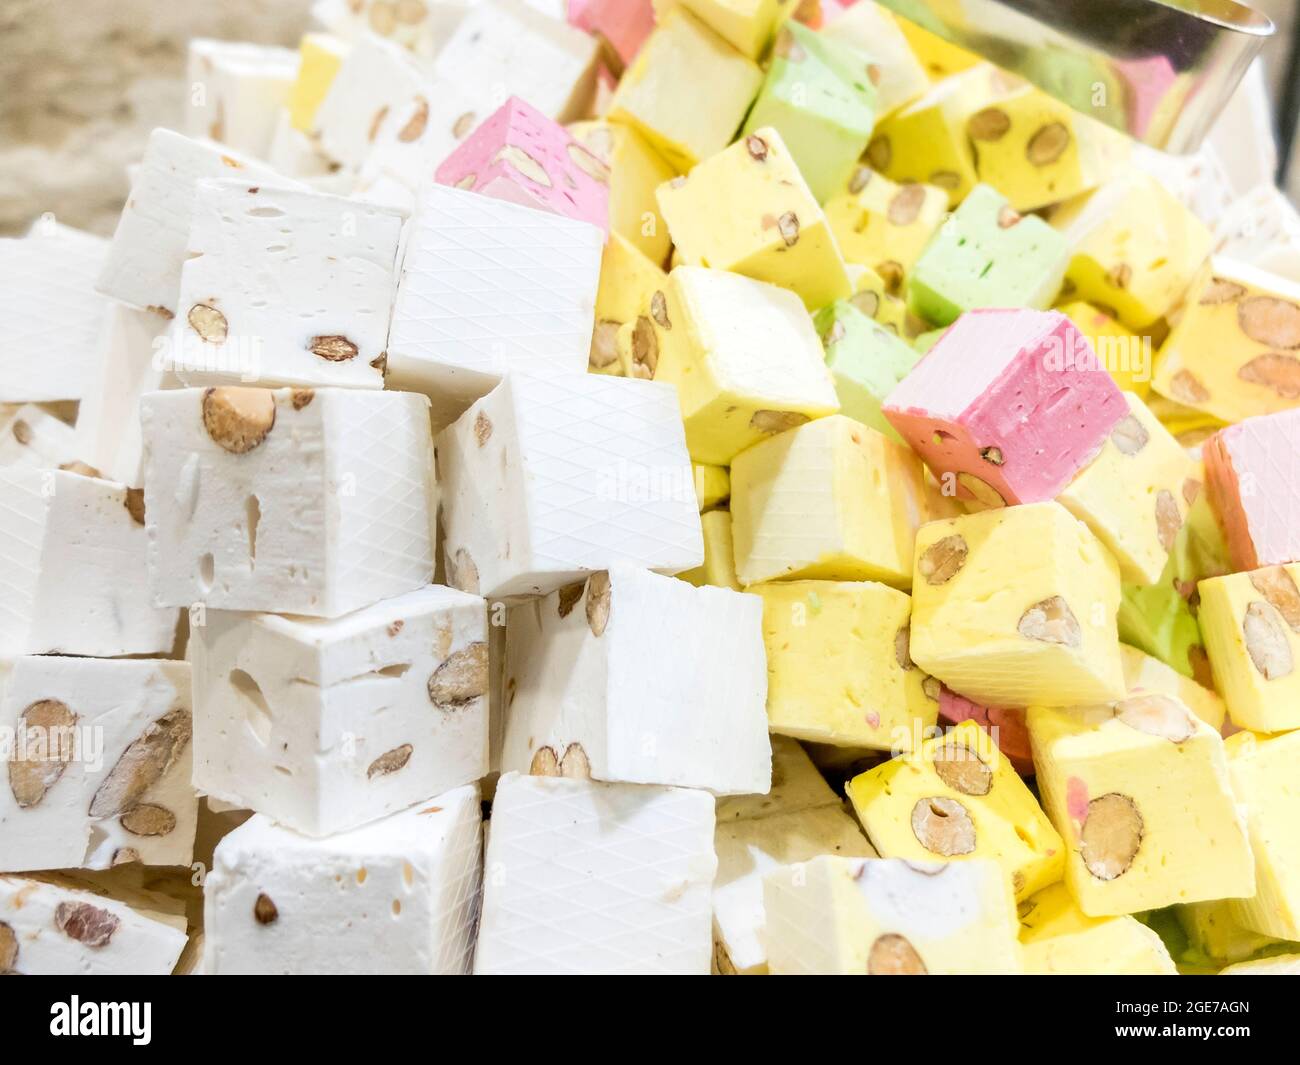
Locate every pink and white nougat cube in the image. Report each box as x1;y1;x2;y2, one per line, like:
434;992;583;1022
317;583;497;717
882;309;1127;506
567;0;655;66
434;96;609;232
1205;409;1300;571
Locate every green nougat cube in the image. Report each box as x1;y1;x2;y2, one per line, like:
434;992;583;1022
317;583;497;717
814;300;919;443
1119;579;1206;683
741;22;876;203
906;183;1069;327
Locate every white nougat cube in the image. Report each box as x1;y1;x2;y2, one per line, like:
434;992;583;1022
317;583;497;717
170;181;402;389
141;387;436;616
502;566;770;794
0;222;109;402
388;185;603;426
474;773;717;975
185;39;299;158
0;468;177;657
0;657;195;873
203;784;482;975
0;403;81;470
192;586;488;838
1214;184;1300;283
437;375;702;598
0;873;188;975
96;129;295;317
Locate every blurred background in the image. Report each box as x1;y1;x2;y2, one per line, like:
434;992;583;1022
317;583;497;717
1;0;1297;235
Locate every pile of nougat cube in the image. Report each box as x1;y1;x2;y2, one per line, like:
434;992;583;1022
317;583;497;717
3;0;1300;976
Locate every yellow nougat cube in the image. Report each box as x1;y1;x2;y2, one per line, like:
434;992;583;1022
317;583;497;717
674;0;782;60
589;233;667;375
1019;883;1178;974
693;463;730;511
568;120;674;265
1220;954;1300;975
1029;696;1254;917
1120;644;1226;732
909;503;1126;708
1199;564;1300;733
608;8;762;174
288;33;348;133
1144;394;1227;448
1227;730;1300;941
632;265;839;464
677;509;741;591
965;85;1130;212
846;721;1064;901
763;854;1024;975
1057;392;1199;585
1050;171;1213;331
823;168;947;296
752;580;938;751
1177;899;1285;965
1153;257;1300;424
730;415;927;590
895;17;980;80
847;267;919;336
657;126;852;310
1057;300;1153;397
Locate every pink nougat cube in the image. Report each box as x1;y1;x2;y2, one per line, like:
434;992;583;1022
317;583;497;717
937;686;1033;776
434;96;610;233
567;0;655;66
882;309;1127;506
1205;409;1300;572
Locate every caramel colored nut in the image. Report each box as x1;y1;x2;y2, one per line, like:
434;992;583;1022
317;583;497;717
8;699;77;809
452;111;476;138
958;473;1006;508
1026;122;1070;166
559;743;591;779
111;848;140;867
887;184;927;226
529;746;560;776
88;708;192;819
910;796;977;856
59;460;102;478
187;303;229;344
369;0;397;34
822;320;846;347
850;290;880;318
398;97;429;141
1200;277;1247;305
1115;693;1196;743
749;409;810;435
1106;262;1133;290
919;534;968;586
55;902;120;948
631;316;658;379
1109;414;1149;455
11;419;31;445
866;135;891;171
848;166;872;194
369;106;389;143
588;319;621;370
253;893;278;925
202;387;276;454
367;743;413;778
997;205;1022;229
0;923;17;972
1018;596;1081;648
1169;369;1210;405
473;411;492;446
868;933;928;975
922;676;941;701
979;446;1004;466
929;171;960;191
1155;489;1181;552
894;624;914;671
427;643;489;709
309;335;359;362
745;134;769;162
875;260;904;294
123;487;146;525
1237;353;1300;398
1080;793;1143;880
586;571;611;637
291;389;314;410
931;741;992;795
120;803;177;837
1238;296;1300;348
650;290;671;330
450;547;479;594
557;582;585;618
777;212;800;247
567;142;610;184
494;145;552;187
969;107;1011;141
1243;600;1294;680
1249;567;1300;631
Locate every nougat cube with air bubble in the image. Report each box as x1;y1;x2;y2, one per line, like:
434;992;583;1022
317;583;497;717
1051;171;1213;331
753;580;938;751
474;773;716;975
1199;565;1300;733
909;503;1126;707
1018;883;1177;974
0;468;177;658
192;586;488;838
96;128;293;317
204;785;482;975
847;721;1064;901
763;855;1023;975
730;416;928;590
1205;409;1300;572
677;509;741;591
0;873;188;975
740;22;876;204
568;120;674;264
637;266;839;464
435;97;609;232
1225;730;1300;941
906;185;1070;327
1120;643;1225;732
608;8;762;173
815;298;920;443
172;181;402;389
823;170;947;295
588;233;667;375
1058;393;1199;585
1029;696;1253;917
141;387;436;616
1155;258;1300;425
437;374;702;600
0;657;194;873
1058;300;1153;397
657;126;851;311
501;566;770;794
883;309;1126;507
